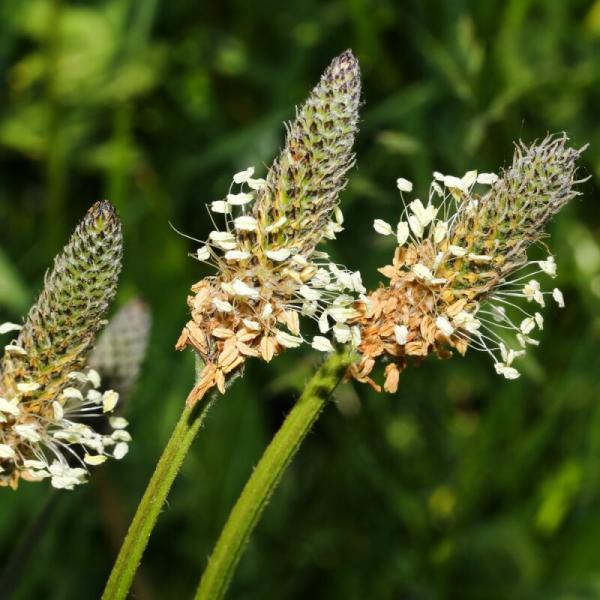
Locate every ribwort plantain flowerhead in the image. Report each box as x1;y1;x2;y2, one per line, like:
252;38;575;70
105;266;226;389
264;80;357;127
0;201;129;489
351;134;587;392
177;50;364;405
89;298;152;398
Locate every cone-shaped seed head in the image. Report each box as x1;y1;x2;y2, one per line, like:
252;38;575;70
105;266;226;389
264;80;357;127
1;200;123;404
443;134;585;300
252;49;361;256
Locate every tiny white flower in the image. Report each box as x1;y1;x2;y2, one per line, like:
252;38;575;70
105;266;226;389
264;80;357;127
292;254;309;267
409;199;437;227
112;430;132;443
233;166;255;184
494;363;520;380
84;454;108;466
210;200;231;214
275;331;303;348
299;285;321;301
476;172;498;185
197;245;211;261
351;326;362;347
433;171;445;181
396;177;413;192
334;206;344;225
13;424;42;443
67;371;88;384
102;390;119;413
373;219;393;236
517;333;540;347
109;417;129;429
247;178;267;190
16;382;40;393
449;245;468;257
24;459;47;470
224;250;251;261
328;306;359;323
0;444;16;459
396;221;410;245
232;279;259;299
461;170;478;189
453;311;481;333
312;336;334;352
534;312;544;330
62;388;84;401
499;343;514;365
0;322;22;335
114;442;129;460
0;397;20;416
243;319;261;331
539;256;557;277
394;325;408;345
226;192;254;206
318;310;330;333
301;301;318;317
213;298;234;312
520;317;536;335
412;263;434;282
234;216;258;231
333;323;352;344
433;221;448;244
52;401;64;420
87;389;102;404
431;181;444;197
523;280;545;306
552;288;565;308
436;316;455;337
443;175;468;192
408;215;424;238
87;369;101;389
266;248;291;261
468;254;493;263
209;231;237;250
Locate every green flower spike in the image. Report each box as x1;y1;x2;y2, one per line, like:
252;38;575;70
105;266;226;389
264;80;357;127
0;200;127;489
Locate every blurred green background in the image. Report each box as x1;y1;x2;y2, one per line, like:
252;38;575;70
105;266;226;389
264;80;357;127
1;0;600;598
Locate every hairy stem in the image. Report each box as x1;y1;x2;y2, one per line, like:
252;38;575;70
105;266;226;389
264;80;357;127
102;392;214;600
195;351;351;600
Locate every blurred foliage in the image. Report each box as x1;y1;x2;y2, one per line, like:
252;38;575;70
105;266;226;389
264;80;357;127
1;0;600;598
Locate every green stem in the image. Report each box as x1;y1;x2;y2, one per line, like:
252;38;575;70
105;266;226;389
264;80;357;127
102;394;214;600
194;351;351;600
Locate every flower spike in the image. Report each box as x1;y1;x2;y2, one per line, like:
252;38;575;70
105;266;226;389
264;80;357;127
177;50;363;406
351;134;586;392
0;201;128;489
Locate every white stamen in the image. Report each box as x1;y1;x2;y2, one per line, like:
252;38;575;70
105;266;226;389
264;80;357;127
234;216;258;231
233;166;254;184
394;325;408;345
373;219;393;236
396;177;413;192
397;221;409;245
311;336;334;352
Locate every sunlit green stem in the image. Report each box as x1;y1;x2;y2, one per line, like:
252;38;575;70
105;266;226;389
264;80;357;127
195;351;351;600
102;382;214;600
